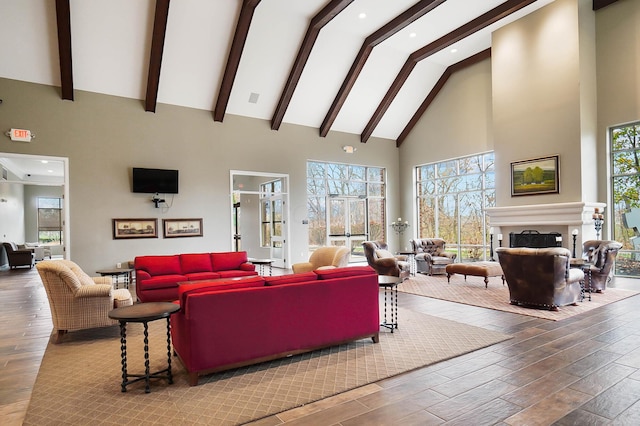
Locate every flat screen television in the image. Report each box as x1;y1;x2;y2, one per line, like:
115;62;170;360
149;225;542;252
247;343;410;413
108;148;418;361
132;167;179;194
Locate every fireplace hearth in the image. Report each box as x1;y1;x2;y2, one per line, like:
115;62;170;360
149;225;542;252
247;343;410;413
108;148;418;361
509;230;562;248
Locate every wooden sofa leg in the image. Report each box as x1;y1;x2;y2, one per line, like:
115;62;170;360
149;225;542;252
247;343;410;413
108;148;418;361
189;372;199;386
372;333;380;343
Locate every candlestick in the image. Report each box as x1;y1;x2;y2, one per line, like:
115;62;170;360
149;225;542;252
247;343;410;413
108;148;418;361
593;208;604;239
571;229;579;258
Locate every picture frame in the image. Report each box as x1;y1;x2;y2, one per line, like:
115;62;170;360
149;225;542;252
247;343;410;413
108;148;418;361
113;218;158;239
511;155;559;196
163;218;203;238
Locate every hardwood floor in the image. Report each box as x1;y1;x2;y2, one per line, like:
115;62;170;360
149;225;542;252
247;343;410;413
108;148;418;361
2;267;640;425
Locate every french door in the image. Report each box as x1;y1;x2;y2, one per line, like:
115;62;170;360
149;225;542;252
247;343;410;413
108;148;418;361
327;197;367;262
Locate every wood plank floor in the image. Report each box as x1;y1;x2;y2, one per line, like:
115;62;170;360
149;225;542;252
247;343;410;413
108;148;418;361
2;267;640;425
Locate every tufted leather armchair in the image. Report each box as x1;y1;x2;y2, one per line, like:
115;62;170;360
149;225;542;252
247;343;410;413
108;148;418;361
496;247;584;311
362;241;410;279
410;238;456;275
291;246;351;273
582;240;623;293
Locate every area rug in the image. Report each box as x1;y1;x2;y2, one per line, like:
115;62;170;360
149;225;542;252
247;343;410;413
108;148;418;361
400;273;639;321
24;308;510;426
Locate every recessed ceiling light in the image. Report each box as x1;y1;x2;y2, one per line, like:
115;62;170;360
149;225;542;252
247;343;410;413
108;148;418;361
47;170;53;173
41;160;48;164
409;32;417;38
358;12;366;19
451;48;458;53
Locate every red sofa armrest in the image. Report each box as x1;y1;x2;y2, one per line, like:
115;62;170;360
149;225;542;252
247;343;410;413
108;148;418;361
239;262;256;272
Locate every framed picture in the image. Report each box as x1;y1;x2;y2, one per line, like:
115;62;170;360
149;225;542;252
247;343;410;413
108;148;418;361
163;218;203;238
113;218;158;239
511;155;559;196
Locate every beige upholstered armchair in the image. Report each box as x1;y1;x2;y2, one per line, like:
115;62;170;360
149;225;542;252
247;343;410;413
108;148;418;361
36;260;133;343
2;242;35;269
496;247;584;311
362;241;410;279
582;240;623;292
410;238;456;275
292;246;351;273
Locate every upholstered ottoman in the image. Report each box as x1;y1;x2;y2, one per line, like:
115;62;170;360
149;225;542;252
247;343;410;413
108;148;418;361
445;261;505;289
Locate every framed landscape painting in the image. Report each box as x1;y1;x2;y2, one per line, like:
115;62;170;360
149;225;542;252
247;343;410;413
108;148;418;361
113;218;158;239
163;218;203;238
511;155;559;196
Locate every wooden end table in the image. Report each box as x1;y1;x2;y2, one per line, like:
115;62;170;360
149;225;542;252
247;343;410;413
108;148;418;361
108;302;180;393
97;268;134;289
248;258;273;276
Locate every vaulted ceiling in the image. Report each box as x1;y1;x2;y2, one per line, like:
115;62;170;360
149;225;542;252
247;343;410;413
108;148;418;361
0;0;615;146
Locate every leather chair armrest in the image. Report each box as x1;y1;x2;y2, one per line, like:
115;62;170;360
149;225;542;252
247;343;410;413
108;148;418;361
395;254;408;261
376;258;399;268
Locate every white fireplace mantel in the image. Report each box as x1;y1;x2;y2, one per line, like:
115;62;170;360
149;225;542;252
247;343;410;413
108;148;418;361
486;202;606;227
486;201;607;248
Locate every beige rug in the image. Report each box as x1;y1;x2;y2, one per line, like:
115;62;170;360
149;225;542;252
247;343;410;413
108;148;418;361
400;273;639;321
24;308;510;426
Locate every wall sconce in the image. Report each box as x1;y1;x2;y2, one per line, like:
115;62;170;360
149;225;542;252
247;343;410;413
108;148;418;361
571;228;579;258
391;218;409;235
593;208;604;239
343;145;356;154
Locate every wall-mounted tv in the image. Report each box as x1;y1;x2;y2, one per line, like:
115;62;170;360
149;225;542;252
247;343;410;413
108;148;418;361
132;167;179;194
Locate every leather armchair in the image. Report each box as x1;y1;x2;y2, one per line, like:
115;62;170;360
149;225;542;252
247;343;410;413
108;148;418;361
36;260;133;343
410;238;456;275
2;242;35;269
362;241;410;279
582;240;623;292
496;247;584;311
292;246;350;273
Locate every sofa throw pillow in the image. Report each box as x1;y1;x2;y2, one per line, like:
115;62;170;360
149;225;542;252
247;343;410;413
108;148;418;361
211;251;248;271
180;253;212;274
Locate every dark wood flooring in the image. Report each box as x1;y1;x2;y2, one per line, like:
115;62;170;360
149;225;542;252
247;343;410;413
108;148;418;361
2;266;640;425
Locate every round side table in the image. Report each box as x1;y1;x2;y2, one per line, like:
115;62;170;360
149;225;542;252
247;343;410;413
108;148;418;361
108;302;180;393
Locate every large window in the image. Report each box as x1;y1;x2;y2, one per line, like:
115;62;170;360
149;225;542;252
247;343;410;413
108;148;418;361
610;121;640;277
307;161;386;260
38;197;63;245
416;152;495;261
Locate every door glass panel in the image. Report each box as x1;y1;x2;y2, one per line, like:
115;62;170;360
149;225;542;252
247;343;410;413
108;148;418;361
349;199;366;235
329;199;346;235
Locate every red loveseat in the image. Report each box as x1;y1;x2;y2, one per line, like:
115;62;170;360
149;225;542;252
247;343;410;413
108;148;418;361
170;266;380;385
134;251;257;302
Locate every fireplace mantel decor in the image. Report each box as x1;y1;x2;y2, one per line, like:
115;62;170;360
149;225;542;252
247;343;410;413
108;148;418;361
511;155;559;196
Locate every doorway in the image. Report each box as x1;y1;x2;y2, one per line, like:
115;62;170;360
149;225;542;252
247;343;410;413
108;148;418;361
0;152;70;260
327;196;368;262
230;170;290;269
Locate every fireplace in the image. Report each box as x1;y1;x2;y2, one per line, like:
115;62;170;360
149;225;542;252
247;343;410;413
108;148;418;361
509;230;562;248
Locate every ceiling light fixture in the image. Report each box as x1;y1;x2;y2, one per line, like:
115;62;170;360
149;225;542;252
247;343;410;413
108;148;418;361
343;145;356;154
358;12;366;19
451;48;458;53
409;32;417;38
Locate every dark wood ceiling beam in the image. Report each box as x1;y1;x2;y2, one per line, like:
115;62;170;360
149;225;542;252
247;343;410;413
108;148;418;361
396;48;491;146
593;0;619;10
214;0;261;122
319;0;446;137
361;0;537;143
145;0;171;113
55;0;73;101
271;0;354;131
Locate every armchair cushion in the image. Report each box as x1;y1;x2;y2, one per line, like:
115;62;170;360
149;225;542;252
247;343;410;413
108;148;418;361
291;246;350;273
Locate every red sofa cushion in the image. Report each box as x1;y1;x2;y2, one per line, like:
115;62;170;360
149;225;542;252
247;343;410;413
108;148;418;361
180;253;213;274
211;251;249;271
217;270;258;278
135;255;182;276
264;272;317;286
314;266;376;279
185;272;221;281
141;275;188;290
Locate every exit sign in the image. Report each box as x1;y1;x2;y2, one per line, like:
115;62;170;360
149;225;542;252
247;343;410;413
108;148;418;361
9;128;33;142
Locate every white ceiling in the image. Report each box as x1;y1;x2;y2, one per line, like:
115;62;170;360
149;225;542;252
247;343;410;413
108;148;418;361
0;0;557;142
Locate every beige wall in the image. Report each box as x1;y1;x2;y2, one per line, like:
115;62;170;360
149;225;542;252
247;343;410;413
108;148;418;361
399;0;638;226
0;79;400;273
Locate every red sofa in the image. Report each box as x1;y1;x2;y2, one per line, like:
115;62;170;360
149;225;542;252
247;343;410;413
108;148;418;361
134;251;257;302
170;266;380;385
